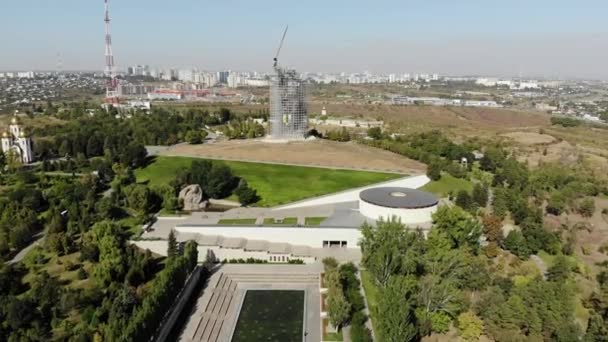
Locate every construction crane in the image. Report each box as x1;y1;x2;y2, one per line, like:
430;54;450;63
273;25;289;69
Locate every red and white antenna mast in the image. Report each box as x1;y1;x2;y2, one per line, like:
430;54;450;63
104;0;119;105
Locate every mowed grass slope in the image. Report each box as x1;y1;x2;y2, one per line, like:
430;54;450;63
136;156;401;207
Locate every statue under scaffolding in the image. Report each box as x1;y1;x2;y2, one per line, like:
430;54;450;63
268;26;308;140
269;67;307;140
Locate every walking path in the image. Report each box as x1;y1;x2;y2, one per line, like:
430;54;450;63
7;232;44;264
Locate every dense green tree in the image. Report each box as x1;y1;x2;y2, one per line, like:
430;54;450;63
479;146;506;172
472;183;488;207
376;276;418;342
367;127;382;140
584;313;608;342
123;184;154;215
167;230;178;259
234;179;259;206
426;161;442;181
359;219;424;287
547;191;567;216
432;206;481;249
455;190;474;210
547;255;573;282
503;230;530;258
457;311;484;342
327;286;351;328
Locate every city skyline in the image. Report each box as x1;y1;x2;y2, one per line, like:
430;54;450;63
1;0;608;79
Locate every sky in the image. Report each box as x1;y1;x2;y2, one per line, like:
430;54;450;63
1;0;608;79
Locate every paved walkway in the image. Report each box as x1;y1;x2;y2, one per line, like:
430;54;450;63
7;232;44;264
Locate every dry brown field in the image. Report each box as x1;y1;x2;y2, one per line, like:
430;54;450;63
160;139;425;174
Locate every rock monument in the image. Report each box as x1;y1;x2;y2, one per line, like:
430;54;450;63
178;184;208;211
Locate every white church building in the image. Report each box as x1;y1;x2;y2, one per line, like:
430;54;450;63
1;115;33;164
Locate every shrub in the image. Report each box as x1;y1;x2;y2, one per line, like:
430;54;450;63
77;268;88;280
578;198;595;218
457;312;483;342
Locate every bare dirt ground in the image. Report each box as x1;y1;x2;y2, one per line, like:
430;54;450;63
160;139;426;174
308;103;550;132
560;198;608;269
501;131;556;145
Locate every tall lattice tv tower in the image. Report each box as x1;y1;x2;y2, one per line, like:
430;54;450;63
104;0;119;104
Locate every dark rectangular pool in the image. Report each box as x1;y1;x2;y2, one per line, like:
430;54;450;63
231;290;305;342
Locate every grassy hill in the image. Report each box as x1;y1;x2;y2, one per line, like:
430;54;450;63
136;156;402;207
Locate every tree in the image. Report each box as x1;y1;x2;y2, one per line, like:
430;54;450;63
234;179;259;206
205;163;236;199
584;313;608;342
367;127;382;140
546;192;567;216
432;206;481;249
457;311;483;342
472;183;488;208
327;286;351;328
426;161;442;181
167;230;177;259
547;255;572;282
455;190;473;210
123;184;154;215
359;219;424;287
154;185;180;212
492;188;509;219
86;135;103;157
119;142;147;168
376;276;419;342
185;130;204;144
482;214;503;244
503;230;530;259
579;198;596;218
479;146;506;172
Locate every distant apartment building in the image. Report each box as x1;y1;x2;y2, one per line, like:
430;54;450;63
227;72;239;88
218;70;230;84
147;89;183;101
118;84;156;96
393;96;500;108
245;78;270;87
17;71;35;79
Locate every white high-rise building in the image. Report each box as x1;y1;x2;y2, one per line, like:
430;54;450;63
227;72;239;88
1;115;33;164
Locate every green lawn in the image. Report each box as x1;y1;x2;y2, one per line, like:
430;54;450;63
263;217;298;225
135;156;401;207
218;218;257;225
305;217;327;226
323;331;344;341
421;173;473;197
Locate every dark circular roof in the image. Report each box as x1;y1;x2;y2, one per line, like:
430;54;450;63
359;187;438;209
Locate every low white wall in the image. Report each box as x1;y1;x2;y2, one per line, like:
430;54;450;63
198;246;317;264
359;200;437;225
274;175;430;210
176;226;362;249
130;240;316;264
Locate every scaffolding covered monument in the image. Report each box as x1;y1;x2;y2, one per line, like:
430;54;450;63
268;67;308;140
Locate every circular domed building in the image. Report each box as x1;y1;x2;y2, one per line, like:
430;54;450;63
359;187;439;224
